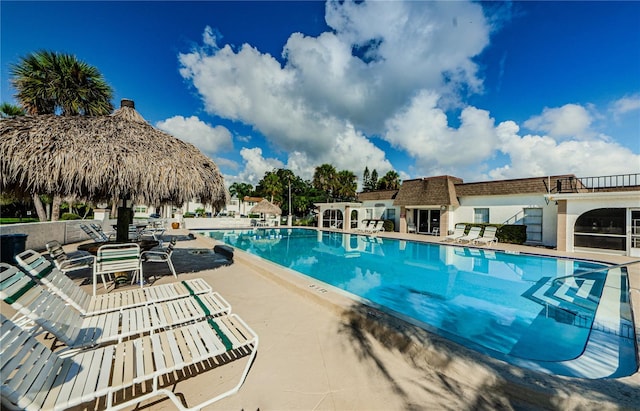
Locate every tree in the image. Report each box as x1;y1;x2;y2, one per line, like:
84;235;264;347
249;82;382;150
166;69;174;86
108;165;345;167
312;164;337;202
334;170;358;201
0;102;25;118
229;182;253;214
9;50;114;221
362;167;371;192
256;170;282;203
364;169;379;191
377;170;401;190
10;50;114;116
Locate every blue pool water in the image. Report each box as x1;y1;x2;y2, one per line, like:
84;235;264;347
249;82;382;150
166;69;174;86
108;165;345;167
201;228;634;376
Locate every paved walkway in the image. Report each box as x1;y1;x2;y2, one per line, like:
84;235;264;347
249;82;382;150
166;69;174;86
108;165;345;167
41;230;640;409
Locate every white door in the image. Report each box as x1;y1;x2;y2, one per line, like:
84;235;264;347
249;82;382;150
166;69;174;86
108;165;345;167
630;209;640;257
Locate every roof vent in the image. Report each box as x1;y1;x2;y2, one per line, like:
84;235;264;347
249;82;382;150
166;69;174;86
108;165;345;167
120;99;135;109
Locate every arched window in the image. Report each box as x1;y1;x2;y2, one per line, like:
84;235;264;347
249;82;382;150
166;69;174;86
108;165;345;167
574;208;626;251
350;210;358;228
323;209;343;228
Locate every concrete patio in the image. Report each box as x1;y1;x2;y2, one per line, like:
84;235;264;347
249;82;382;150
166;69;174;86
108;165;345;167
4;228;639;410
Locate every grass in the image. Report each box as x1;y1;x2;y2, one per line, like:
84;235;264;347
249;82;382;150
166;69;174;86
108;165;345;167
0;218;39;224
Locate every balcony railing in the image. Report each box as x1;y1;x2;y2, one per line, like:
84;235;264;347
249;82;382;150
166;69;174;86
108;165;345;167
545;173;639;194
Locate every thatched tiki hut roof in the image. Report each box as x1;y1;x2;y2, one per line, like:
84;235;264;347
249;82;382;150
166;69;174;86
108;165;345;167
250;199;281;216
1;99;228;241
0;99;228;207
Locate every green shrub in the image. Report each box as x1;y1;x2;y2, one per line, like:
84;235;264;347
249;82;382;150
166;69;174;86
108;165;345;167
183;212;195;218
60;213;80;220
458;223;526;245
498;224;527;244
383;219;395;232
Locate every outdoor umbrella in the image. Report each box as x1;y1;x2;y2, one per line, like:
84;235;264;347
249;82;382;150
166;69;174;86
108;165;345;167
0;99;228;241
250;199;282;216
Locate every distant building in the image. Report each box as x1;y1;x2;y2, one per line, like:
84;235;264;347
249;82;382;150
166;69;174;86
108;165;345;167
315;173;640;257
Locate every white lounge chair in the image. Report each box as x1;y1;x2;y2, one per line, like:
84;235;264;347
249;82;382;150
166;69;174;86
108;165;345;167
0;263;231;349
354;220;373;233
442;224;466;242
0;312;258;411
456;226;482;243
80;223;110;242
407;223;416;233
15;249;213;316
368;220;385;234
472;226;499;246
141;236;177;279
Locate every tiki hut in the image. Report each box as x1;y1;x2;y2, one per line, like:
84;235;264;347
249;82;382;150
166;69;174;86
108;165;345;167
0;99;228;241
250;199;282;217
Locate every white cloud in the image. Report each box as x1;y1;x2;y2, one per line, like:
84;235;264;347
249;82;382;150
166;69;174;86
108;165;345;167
384;90;498;174
156;115;233;155
488;120;640;179
177;1;638;184
227;147;284;186
610;94;640;117
523;104;593;140
178;1;492;180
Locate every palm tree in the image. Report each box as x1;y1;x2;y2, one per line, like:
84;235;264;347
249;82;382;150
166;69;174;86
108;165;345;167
312;164;337;202
334;170;357;201
377;170;401;190
10;50;114;116
0;102;25;118
257;170;282;203
229;182;253;214
9;50;114;221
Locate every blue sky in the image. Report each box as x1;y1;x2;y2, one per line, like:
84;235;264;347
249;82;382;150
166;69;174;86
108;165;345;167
2;1;639;188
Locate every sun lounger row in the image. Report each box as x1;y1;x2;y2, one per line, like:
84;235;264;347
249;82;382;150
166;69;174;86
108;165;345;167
441;224;498;246
1;312;257;411
0;260;259;410
354;220;385;234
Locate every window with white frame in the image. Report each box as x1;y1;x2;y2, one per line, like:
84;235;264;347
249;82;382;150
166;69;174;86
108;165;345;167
474;208;489;224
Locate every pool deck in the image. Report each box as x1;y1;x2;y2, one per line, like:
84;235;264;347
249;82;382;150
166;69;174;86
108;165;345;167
8;228;640;410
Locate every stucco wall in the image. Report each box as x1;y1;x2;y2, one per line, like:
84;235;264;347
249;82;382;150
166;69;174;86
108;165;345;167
0;220;90;252
455;194;558;246
563;196;638;253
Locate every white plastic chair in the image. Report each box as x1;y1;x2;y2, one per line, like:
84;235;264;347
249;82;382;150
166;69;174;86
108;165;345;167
141;236;177;280
93;243;142;295
15;249;213;316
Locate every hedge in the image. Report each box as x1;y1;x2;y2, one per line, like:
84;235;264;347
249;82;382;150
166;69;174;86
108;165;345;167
460;223;527;245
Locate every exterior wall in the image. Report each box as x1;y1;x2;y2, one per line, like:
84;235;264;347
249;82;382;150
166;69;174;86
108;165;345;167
455;194;558;246
562;195;638;253
0;220;90;251
182;217;253;230
440;208;451;235
556;200;568;251
358;199;400;231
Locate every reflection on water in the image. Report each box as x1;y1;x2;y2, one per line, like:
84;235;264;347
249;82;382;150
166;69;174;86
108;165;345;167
205;228;611;362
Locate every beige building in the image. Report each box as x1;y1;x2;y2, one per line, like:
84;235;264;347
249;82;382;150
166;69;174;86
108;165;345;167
316;173;640;257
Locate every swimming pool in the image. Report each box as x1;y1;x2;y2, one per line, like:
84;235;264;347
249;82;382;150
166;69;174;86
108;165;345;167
200;228;637;378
